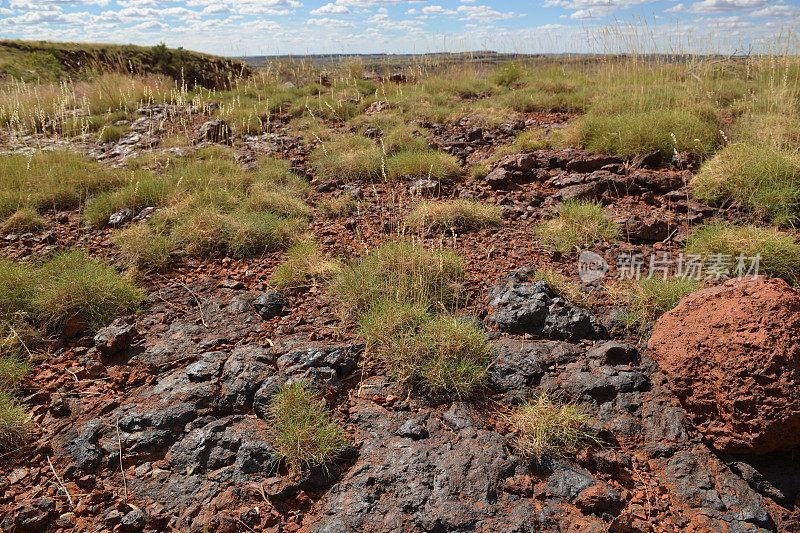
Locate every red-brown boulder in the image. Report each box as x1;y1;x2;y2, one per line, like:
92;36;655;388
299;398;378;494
648;276;800;454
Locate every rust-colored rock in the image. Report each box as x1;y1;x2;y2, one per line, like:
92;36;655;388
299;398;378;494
648;276;800;454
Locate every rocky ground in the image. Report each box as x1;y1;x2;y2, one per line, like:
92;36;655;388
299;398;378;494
1;103;799;533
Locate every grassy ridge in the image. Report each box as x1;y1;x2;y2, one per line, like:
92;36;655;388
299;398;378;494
0;40;250;88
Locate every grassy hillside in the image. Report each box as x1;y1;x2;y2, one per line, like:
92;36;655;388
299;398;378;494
0;40;251;89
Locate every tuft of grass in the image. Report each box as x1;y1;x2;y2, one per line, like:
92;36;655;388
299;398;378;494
244;184;311;219
382;124;429;155
0;389;31;452
335;240;489;398
99;125;128;143
265;380;346;474
360;303;491;398
386;150;461;181
318;195;360;217
31;250;144;331
686;220;800;282
270;241;341;289
0;151;125;219
405;199;502;232
562;109;720;158
218;210;302;259
692;143;800;225
0;208;46;234
531;269;591;308
535;199;619;253
357;298;428;351
112;223;176;272
329;240;464;320
512;129;558;152
511;394;599;460
1;251;142;332
309;136;383;182
610;276;704;327
491;63;523;87
395;316;491;398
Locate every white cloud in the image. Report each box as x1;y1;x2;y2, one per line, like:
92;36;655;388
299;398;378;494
422;5;456;15
457;4;517;21
687;0;768;13
307;16;353;27
310;2;349;15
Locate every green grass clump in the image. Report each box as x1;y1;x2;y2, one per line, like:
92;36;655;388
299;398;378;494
270;241;341;289
0;388;31;452
405;199;502;232
31;251;144;331
333;241;490;397
0;250;141;452
359;302;490;398
318;195;360;217
329;240;464;320
491;63;523;87
512;130;558;152
611;276;704;327
244;185;312;219
686;220;800;282
562;109;720;158
1;251;142;332
512;394;599;460
265;380;346;473
357;298;429;351
382;124;429;154
309;136;383;182
531;269;591;308
692;143;800;225
535;199;619;253
0;208;46;234
386;150;461;180
99;125;128;143
392;316;491;398
0;151;125;219
113;223;176;272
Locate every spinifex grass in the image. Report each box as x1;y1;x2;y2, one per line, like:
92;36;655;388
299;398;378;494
693;143;800;226
405;199;502;232
686;220;800;282
511;394;600;460
270;241;341;289
333;241;490;397
610;276;704;328
535;199;619;253
266;380;346;473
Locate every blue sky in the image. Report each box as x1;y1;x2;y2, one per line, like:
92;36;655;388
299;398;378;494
0;1;798;56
